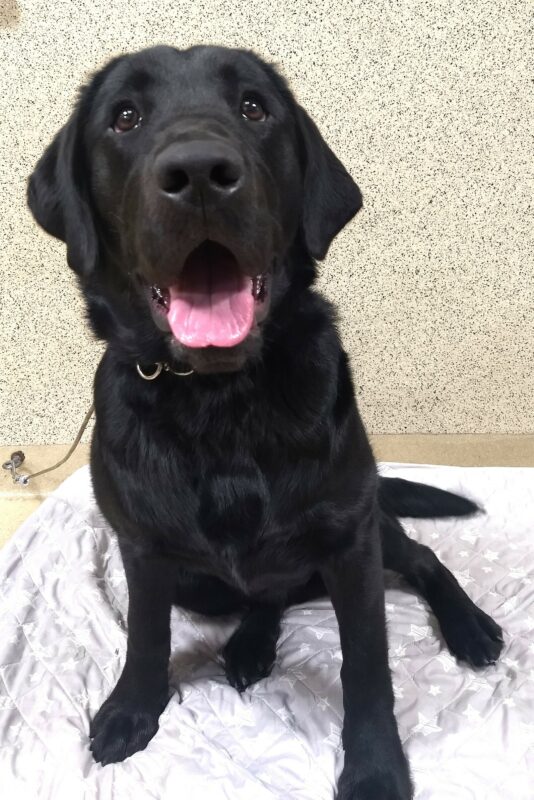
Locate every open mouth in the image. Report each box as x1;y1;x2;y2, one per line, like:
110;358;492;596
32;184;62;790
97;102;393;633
149;241;269;348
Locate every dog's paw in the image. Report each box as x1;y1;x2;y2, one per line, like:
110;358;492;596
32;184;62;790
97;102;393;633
223;626;277;692
440;605;504;668
89;699;161;765
336;720;413;800
336;767;413;800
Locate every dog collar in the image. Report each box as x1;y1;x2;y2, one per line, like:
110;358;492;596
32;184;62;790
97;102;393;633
136;362;194;380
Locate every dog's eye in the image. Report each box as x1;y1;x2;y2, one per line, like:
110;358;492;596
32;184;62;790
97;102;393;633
240;97;267;122
113;107;141;133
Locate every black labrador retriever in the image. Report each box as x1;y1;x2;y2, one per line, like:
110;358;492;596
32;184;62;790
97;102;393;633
27;45;503;799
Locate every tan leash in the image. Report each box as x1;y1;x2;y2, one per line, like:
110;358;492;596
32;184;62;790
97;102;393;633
2;404;95;486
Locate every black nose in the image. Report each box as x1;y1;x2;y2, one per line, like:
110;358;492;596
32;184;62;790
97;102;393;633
155;141;244;203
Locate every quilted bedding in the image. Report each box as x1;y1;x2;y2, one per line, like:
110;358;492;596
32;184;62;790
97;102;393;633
0;463;532;799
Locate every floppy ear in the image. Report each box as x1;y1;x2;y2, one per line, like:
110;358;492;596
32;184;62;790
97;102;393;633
27;110;98;277
297;107;363;260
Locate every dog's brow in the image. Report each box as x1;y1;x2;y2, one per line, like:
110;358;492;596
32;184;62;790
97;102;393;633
122;68;155;93
218;63;239;86
101;65;156;99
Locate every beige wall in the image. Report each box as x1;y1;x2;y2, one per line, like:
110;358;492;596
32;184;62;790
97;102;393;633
0;0;532;444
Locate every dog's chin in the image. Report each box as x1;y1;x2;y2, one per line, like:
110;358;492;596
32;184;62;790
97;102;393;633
168;331;262;375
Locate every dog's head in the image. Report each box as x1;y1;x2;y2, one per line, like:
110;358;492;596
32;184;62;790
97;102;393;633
28;45;362;373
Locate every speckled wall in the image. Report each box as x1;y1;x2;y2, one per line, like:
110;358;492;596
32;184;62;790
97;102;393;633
0;0;531;443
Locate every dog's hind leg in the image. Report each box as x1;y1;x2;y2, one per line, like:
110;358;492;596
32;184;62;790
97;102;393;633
380;512;504;667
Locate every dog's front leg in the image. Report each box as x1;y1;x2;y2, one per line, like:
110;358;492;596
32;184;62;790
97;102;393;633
90;548;174;765
321;521;413;800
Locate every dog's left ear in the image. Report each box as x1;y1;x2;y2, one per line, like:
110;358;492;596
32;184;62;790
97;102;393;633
297;107;363;260
27;107;98;278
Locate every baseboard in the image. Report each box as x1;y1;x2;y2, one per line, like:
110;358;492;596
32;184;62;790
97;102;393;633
371;434;534;467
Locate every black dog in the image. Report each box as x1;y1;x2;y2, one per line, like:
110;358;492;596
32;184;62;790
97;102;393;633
28;45;503;799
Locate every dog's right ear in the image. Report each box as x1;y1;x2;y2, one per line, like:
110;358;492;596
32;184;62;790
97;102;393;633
27;109;98;278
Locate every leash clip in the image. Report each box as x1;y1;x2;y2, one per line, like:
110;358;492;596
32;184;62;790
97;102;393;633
2;451;30;485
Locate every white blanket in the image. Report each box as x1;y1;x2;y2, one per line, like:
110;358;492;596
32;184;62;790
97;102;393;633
0;463;532;799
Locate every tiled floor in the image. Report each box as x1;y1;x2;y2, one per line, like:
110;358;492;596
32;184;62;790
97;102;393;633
1;435;533;547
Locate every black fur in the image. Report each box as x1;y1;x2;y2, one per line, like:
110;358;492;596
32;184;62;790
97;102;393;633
28;45;503;798
378;476;481;518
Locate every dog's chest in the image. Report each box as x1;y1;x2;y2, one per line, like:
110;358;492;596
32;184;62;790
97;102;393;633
159;443;338;596
122;374;354;595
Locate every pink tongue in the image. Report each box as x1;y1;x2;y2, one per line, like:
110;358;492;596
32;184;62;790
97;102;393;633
167;260;254;348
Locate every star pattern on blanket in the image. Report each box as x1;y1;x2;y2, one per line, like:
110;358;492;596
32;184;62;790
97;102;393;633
413;712;442;736
463;704;482;723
